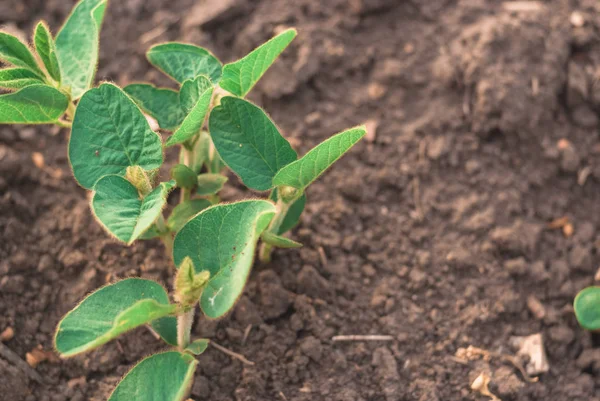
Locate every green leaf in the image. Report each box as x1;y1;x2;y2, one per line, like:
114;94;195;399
185;339;209;355
69;83;164;189
166;75;213;147
139;224;161;240
220;28;297;97
209;97;297;191
0;68;44;90
150;316;178;346
196;173;228;196
167;199;211;233
34;22;61;82
55;0;107;99
173;200;276;318
55;278;176;357
108;351;197;401
170;164;197;189
273;126;366;191
124;84;185;130
0;32;44;77
92;176;173;244
190;131;211;173
147;43;222;84
0;84;69;123
270;189;306;234
574;287;600;331
261;231;302;248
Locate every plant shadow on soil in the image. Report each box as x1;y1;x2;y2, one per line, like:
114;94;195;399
2;0;600;400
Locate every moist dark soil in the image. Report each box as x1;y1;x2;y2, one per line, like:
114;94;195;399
2;0;600;400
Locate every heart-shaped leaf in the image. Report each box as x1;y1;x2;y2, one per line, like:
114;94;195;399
261;231;302;248
166;75;213;147
0;84;69;123
55;0;107;99
270;188;306;234
55;278;176;357
147;43;222;84
173;200;276;318
167;199;212;233
92;175;174;244
170;164;197;189
196;173;228;196
574;286;600;331
185;339;209;355
108;352;197;401
69;83;163;189
34;22;61;82
0;32;44;77
209;97;296;191
273;126;366;191
219;28;297;97
124;84;185;130
0;68;44;90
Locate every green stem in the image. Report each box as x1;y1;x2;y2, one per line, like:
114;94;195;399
155;214;173;258
177;309;194;349
180;146;193;202
65;101;76;121
258;198;291;263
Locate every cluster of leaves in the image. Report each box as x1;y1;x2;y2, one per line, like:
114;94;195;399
0;1;366;399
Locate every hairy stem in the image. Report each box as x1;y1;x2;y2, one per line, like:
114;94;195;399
177;309;195;349
258;198;291;263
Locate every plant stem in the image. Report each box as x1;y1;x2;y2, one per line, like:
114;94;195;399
177;309;195;349
258;198;291;263
180;146;193;202
155;214;173;258
65;102;76;121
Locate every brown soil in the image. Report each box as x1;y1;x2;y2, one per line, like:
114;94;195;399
2;0;600;400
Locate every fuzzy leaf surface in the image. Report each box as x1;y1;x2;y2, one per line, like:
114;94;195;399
0;68;44;90
166;75;213;147
108;351;197;401
92;175;173;244
196;173;228;196
574;287;600;331
209;97;296;191
273;126;366;190
0;32;44;76
69;83;163;189
270;188;306;234
173;200;276;318
55;0;107;99
219;28;296;97
34;22;61;82
55;278;176;357
167;199;212;233
0;84;68;123
124;84;185;130
147;43;222;84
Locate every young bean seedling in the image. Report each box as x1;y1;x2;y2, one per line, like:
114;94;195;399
0;0;366;398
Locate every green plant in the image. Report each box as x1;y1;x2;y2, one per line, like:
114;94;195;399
574;287;600;331
0;1;366;398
